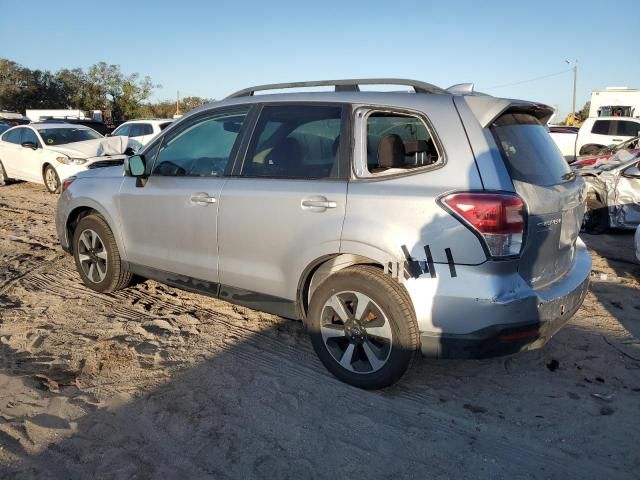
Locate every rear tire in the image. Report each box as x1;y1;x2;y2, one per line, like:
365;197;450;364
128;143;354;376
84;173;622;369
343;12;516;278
73;214;132;292
43;165;61;194
308;265;419;389
582;195;609;234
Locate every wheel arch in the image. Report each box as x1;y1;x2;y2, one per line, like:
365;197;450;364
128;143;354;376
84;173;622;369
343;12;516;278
65;203;124;257
296;253;384;324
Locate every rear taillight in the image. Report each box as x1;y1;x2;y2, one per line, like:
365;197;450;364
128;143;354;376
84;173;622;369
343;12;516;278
62;176;76;193
441;192;526;258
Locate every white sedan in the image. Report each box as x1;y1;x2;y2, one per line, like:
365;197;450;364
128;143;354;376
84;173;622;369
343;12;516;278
0;123;128;193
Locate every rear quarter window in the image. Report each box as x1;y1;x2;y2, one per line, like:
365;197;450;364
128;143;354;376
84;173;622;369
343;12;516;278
615;120;640;137
491;112;571;187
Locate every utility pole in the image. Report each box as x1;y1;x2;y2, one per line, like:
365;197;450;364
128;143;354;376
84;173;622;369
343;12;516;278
572;59;578;117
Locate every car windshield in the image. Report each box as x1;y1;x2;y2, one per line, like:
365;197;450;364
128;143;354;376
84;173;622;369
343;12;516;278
38;128;102;145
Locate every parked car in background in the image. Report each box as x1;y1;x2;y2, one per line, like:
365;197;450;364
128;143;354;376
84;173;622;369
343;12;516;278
571;135;640;170
576;149;640;233
56;78;591;389
550;117;640;162
110;119;172;152
0;123;128;193
0;111;30;126
40;118;112;136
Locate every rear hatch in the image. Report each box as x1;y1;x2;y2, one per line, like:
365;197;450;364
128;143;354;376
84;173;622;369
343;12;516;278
490;110;586;288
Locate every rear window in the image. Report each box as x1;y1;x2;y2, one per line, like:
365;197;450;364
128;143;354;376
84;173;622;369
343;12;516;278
491;113;571;186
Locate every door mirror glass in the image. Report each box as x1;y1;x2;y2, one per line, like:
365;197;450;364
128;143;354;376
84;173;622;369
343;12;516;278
127;155;146;176
21;141;37;150
623;165;640;178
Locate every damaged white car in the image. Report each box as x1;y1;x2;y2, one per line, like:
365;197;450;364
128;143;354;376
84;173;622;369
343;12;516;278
577;149;640;233
0;123;129;193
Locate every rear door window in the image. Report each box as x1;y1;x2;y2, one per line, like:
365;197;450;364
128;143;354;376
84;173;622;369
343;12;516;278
129;124;152;137
2;128;23;144
241;105;343;179
491;112;571;186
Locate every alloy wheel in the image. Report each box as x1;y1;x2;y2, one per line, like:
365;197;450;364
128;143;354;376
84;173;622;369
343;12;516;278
45;168;58;192
320;291;393;374
77;229;108;283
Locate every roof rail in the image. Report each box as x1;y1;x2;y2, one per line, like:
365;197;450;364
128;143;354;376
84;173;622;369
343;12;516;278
226;78;447;98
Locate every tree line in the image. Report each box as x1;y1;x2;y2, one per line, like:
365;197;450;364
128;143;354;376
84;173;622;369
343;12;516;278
0;59;211;121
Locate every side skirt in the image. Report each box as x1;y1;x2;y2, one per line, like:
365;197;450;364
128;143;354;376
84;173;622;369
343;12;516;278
125;263;299;320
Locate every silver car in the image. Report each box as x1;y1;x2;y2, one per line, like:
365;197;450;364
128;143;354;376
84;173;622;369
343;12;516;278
576;150;640;233
56;79;591;389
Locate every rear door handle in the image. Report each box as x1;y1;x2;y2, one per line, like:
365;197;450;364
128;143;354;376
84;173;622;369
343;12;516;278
302;200;337;208
190;192;217;205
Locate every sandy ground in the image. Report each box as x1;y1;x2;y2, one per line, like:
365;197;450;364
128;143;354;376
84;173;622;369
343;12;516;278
0;181;638;479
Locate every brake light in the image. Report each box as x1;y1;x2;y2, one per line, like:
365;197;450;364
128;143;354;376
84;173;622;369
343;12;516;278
62;176;76;193
442;192;526;257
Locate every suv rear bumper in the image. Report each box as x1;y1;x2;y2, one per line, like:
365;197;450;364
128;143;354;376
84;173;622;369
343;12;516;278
418;239;591;359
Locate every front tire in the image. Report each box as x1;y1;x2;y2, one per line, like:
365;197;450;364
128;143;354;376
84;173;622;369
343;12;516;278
308;265;419;389
0;160;8;186
43;165;61;194
73;214;132;292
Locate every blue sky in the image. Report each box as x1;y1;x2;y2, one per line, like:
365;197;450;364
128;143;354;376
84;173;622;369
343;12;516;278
3;0;639;119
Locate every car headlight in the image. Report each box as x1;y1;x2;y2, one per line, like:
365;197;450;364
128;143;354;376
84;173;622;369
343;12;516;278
55;156;87;165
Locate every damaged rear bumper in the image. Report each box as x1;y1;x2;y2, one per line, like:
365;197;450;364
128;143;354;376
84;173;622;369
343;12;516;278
420;240;591;359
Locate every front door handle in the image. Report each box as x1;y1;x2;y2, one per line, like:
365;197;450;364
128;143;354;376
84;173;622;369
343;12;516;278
190;192;217;205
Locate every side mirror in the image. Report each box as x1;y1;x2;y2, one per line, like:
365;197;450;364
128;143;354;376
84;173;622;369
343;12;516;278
125;154;146;176
21;141;37;150
623;165;640;179
125;154;148;187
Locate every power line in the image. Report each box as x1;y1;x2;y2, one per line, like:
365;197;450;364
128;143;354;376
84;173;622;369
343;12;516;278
483;69;572;90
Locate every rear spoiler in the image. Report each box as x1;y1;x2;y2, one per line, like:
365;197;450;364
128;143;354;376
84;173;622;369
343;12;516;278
462;96;554;127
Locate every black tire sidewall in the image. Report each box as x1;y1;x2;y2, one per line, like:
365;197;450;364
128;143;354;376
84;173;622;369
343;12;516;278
43;165;60;194
0;160;7;185
583;197;609;234
308;267;417;389
72;216;117;292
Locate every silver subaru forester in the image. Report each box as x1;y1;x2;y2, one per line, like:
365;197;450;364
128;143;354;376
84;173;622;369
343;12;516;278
56;79;591;389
